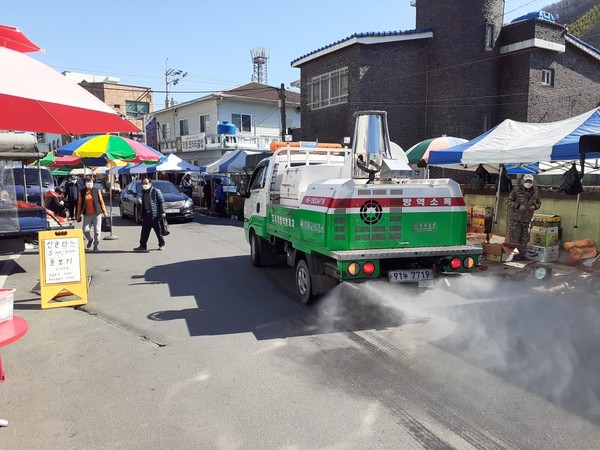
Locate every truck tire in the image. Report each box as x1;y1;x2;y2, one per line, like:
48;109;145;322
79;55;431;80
250;232;263;267
295;259;314;305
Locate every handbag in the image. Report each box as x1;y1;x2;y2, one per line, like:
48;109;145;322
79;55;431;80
159;217;170;236
101;216;112;232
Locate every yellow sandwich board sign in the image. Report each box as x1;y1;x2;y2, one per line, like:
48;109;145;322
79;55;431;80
38;228;88;309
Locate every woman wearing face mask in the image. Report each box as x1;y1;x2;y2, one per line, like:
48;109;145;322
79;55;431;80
506;174;542;259
76;176;108;252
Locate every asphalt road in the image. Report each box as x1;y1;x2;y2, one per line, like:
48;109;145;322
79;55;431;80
1;211;599;449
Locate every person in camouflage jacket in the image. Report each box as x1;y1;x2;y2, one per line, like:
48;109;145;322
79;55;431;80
506;174;541;258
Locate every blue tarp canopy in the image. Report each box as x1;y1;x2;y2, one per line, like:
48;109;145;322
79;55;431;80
428;108;600;171
199;150;269;173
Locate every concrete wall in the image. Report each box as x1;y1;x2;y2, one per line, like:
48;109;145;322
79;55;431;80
465;191;600;243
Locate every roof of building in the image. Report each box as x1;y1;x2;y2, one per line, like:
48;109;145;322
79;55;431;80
221;82;300;104
291;28;434;67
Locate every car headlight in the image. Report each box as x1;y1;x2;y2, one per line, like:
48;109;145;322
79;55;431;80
184;199;193;208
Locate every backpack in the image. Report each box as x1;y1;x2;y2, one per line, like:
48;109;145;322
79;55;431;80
559;163;583;195
470;164;489;190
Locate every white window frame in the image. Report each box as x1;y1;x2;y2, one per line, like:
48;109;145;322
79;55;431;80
541;69;555;87
308;66;349;110
232;113;252;133
179;118;189;136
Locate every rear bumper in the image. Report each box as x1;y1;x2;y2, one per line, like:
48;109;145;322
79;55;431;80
330;244;484;261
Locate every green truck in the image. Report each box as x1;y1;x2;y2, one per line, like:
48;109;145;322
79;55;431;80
241;111;482;303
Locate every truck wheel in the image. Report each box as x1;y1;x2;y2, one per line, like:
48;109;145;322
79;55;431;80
295;259;314;305
250;232;262;267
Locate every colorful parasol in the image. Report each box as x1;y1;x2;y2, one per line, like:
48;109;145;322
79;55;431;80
405;136;468;167
56;135;164;164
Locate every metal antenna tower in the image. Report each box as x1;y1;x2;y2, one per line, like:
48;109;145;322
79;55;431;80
251;47;270;84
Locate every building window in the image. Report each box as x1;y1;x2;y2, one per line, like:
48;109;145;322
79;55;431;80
161;123;170;140
199;114;208;133
541;69;555;87
232;113;251;132
125;100;149;118
485;24;494;49
483;113;492;132
179;119;189;136
308;66;349;110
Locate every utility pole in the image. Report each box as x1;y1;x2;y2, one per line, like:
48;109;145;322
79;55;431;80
278;83;287;141
164;58;187;108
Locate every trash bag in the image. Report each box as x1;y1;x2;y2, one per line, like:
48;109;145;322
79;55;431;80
159;217;170;236
499;170;513;193
101;216;112;232
559;163;583;195
470;164;490;190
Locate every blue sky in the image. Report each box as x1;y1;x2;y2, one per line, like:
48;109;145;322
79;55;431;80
3;0;554;109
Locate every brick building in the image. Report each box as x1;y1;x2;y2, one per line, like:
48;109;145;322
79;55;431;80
290;0;600;151
65;72;152;138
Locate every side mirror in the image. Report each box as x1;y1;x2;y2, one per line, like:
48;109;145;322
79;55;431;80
238;185;248;197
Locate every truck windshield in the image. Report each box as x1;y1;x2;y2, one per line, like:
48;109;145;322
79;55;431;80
13;168;54;187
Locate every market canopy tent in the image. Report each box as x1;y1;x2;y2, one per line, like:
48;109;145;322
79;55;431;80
428;107;600;168
129;153;201;174
199;150;269;173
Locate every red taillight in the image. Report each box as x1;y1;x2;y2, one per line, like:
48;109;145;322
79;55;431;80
362;261;375;275
450;257;462;270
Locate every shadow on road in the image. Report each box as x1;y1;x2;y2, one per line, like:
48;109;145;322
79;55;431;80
141;256;424;341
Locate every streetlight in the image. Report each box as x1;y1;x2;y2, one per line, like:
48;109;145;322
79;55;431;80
165;58;187;108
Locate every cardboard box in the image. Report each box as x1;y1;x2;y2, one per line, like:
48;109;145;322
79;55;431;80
532;214;561;228
467;207;473;226
472;206;493;219
529;226;559;247
482;243;516;262
0;288;15;324
526;244;559;263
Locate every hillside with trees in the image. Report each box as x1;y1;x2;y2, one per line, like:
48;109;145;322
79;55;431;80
544;0;600;49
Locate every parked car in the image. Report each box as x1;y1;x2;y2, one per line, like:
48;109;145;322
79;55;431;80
190;173;237;206
119;180;194;223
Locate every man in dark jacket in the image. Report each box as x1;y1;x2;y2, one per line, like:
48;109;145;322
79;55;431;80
214;178;226;218
64;176;80;219
506;174;542;258
134;177;166;252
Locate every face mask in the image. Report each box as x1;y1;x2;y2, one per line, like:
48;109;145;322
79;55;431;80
523;182;533;189
85;182;93;189
143;184;151;191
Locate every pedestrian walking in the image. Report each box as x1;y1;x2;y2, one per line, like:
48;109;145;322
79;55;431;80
64;176;80;219
76;176;107;253
214;178;226;217
506;174;541;259
134;177;166;252
202;180;212;211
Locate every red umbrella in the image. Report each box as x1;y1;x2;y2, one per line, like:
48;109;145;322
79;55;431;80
0;37;138;135
0;24;41;53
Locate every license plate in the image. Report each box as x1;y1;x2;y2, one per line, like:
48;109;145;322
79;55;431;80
388;269;434;283
165;209;179;213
